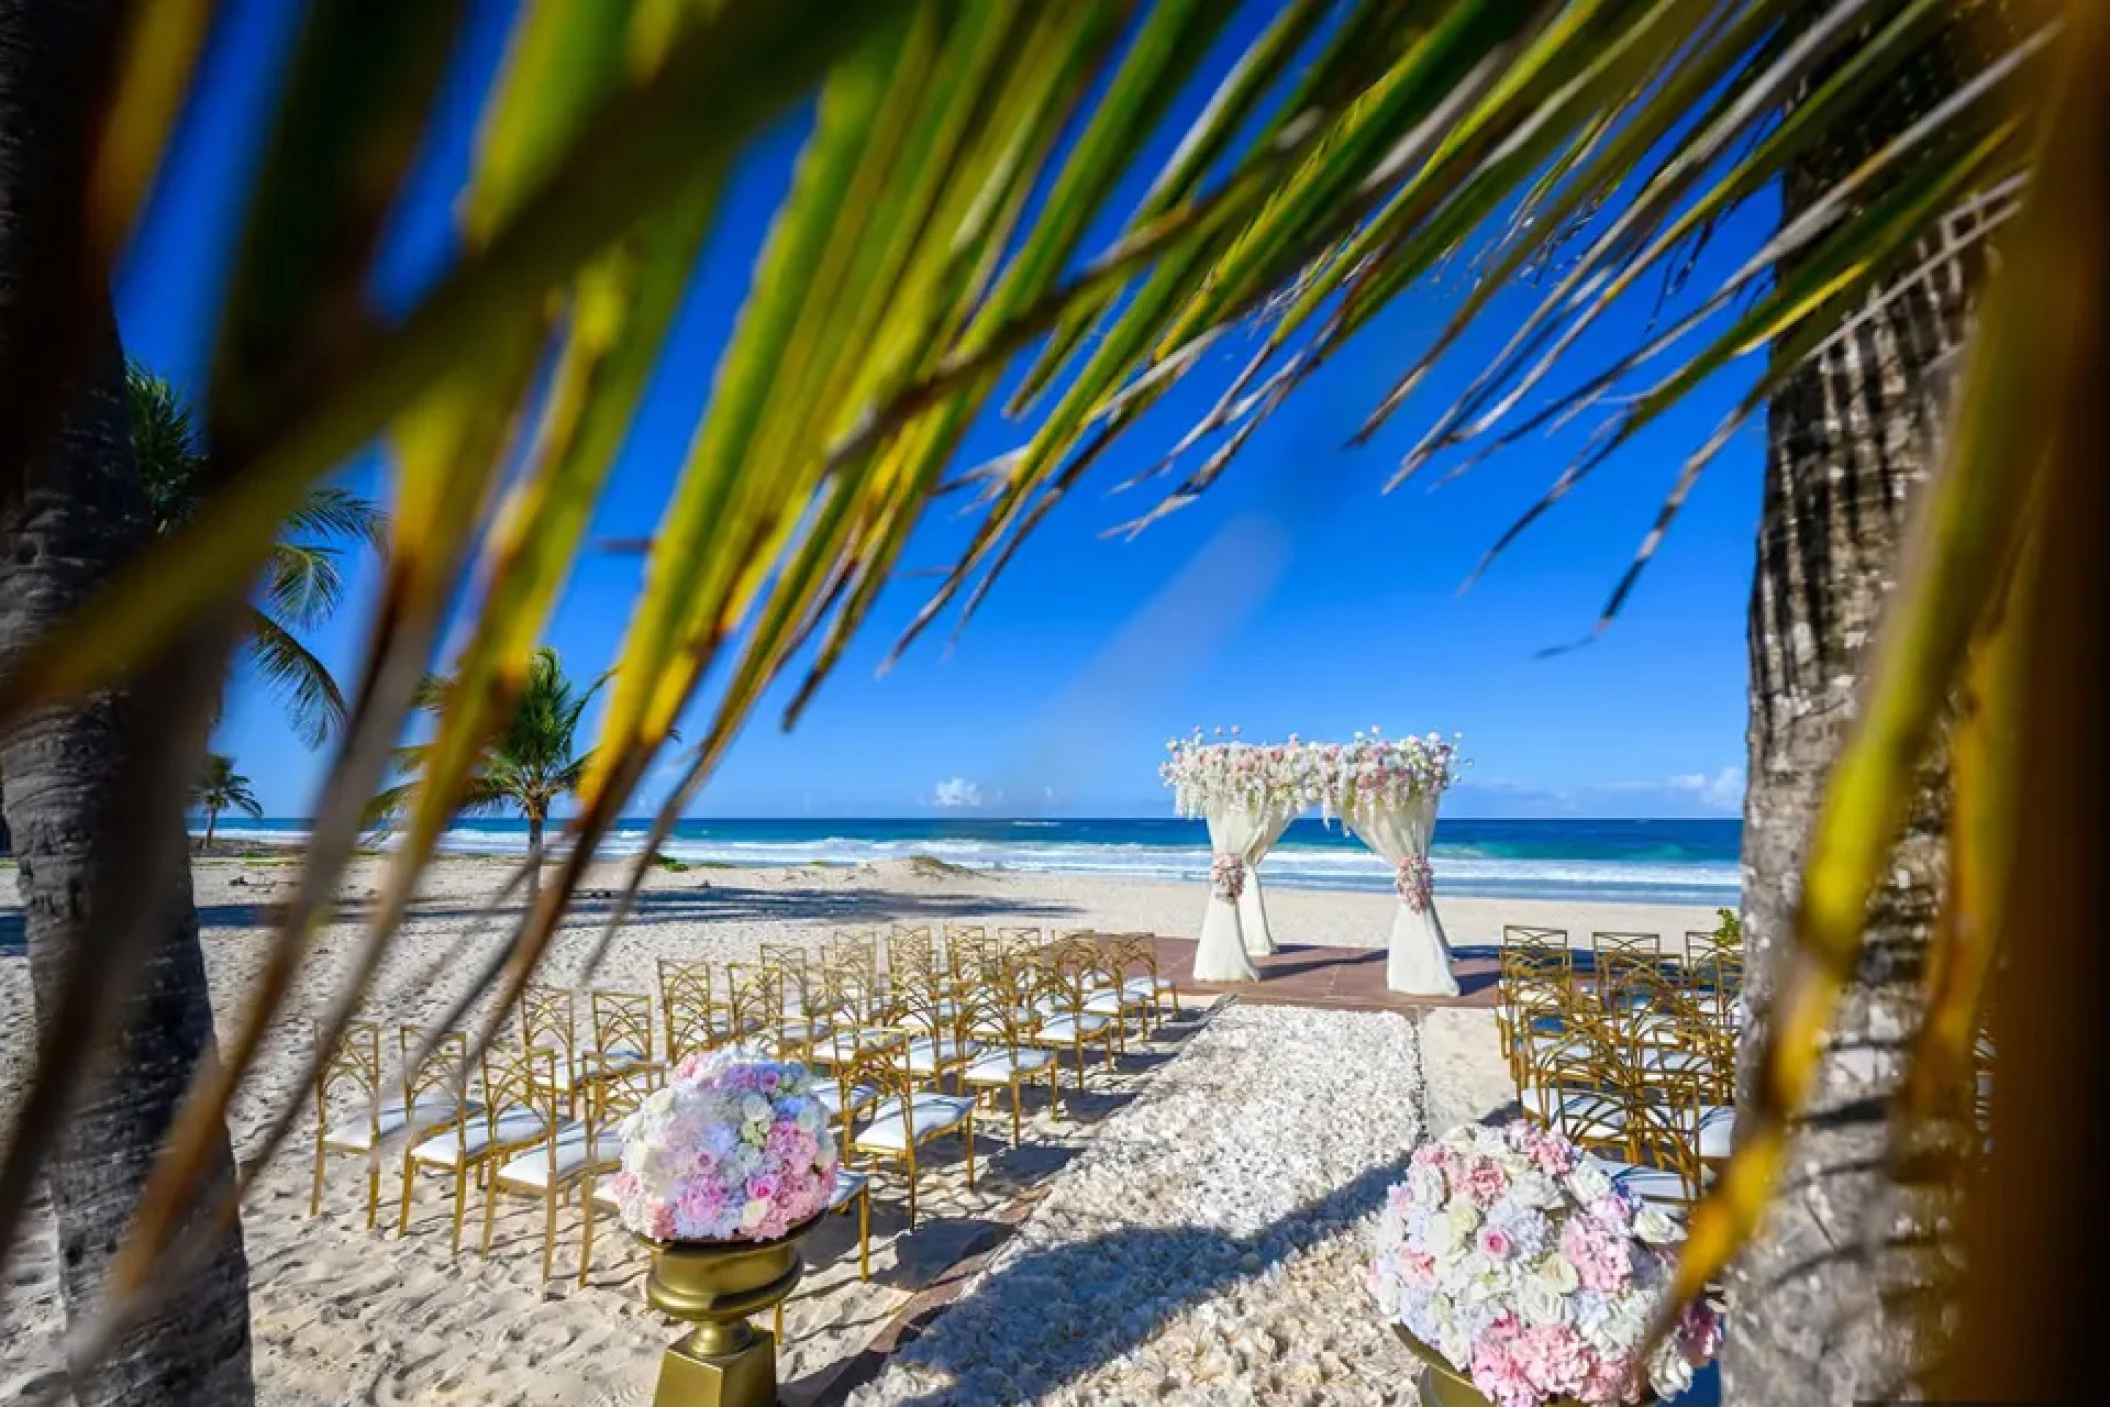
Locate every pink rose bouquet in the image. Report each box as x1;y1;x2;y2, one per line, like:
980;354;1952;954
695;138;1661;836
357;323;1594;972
1370;1122;1721;1406
609;1048;838;1244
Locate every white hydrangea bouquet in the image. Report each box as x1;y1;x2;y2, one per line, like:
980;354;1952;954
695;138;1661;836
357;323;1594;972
609;1048;838;1244
1370;1122;1721;1407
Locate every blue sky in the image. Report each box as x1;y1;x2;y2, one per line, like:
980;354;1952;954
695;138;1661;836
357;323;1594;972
122;1;1764;822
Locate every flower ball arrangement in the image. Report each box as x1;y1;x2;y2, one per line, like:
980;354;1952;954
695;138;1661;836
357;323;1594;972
1370;1122;1722;1406
609;1049;839;1244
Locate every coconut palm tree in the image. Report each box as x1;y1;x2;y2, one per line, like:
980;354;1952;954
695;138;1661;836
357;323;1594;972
127;365;384;747
190;754;263;847
0;8;255;1397
372;649;600;905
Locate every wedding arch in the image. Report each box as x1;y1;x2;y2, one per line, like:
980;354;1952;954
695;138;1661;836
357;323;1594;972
1161;729;1464;996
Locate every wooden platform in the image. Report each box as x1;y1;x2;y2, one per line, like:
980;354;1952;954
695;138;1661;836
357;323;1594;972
1148;937;1499;1015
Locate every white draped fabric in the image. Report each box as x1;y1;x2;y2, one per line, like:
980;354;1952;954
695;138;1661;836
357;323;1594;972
1236;802;1299;956
1191;802;1294;981
1345;789;1460;997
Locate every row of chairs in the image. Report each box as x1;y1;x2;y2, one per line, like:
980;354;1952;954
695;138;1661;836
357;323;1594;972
1496;927;1744;1210
310;926;1182;1290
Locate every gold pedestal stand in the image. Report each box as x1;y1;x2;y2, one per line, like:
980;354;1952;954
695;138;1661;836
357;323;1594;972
641;1217;820;1407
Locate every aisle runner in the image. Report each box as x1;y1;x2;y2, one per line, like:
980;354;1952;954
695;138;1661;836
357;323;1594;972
843;1005;1433;1407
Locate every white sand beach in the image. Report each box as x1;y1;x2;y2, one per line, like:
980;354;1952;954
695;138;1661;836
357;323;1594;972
1;855;1717;1404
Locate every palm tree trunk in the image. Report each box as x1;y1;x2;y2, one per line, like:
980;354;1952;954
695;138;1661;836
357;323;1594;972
1725;24;1989;1405
525;808;545;907
203;807;217;847
0;5;254;1399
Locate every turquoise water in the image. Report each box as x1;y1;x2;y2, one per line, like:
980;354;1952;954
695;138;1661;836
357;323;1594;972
208;816;1741;906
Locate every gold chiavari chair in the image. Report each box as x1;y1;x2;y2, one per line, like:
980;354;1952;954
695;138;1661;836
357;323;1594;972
580;1061;652;1285
520;983;585;1115
763;949;834;1066
658;958;720;1065
1685;950;1745;1034
721;962;783;1047
1591;930;1663;976
824;936;890;1028
403;1040;554;1256
959;986;1059;1146
1027;939;1117;1088
885;925;933;978
1600;1068;1709;1210
898;981;977;1092
1113;933;1180;1027
843;1032;975;1228
393;1027;472;1237
312;1019;457;1230
1081;939;1156;1048
1516;1011;1631;1162
585;988;661;1085
811;969;884;1132
1502;925;1570;955
487;1046;611;1279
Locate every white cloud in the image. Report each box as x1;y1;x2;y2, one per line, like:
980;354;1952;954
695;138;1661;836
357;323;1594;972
932;777;984;810
1666;765;1746;814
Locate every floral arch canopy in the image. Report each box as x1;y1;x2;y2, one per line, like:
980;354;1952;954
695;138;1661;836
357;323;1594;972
1161;729;1465;994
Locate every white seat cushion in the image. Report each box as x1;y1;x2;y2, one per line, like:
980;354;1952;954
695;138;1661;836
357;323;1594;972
322;1095;468;1153
828;1169;869;1209
495;1121;614;1189
409;1106;549;1167
853;1094;974;1152
1593;1155;1703;1207
1698;1103;1735;1159
962;1047;1055;1084
775;1019;834;1046
1083;988;1149;1017
905;1037;978;1074
582;1045;653;1076
813;1082;877;1122
1036;1014;1108;1043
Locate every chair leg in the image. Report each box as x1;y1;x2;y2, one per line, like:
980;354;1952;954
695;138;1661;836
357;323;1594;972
963;1115;976;1191
857;1190;870;1281
1009;1082;1022;1148
541;1186;558;1282
366;1156;382;1231
450;1168;469;1258
309;1132;327;1217
578;1184;597;1288
481;1167;500;1259
906;1158;919;1229
398;1153;419;1237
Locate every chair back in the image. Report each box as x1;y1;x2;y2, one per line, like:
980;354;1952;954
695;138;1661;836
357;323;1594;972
590;988;656;1064
519;984;576;1072
315;1020;384;1143
400;1024;470;1111
658;959;717;1064
721;963;781;1046
842;1032;916;1144
480;1043;558;1153
1625;1068;1706;1206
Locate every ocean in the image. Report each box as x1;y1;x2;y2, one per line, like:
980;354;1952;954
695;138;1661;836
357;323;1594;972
205;816;1742;907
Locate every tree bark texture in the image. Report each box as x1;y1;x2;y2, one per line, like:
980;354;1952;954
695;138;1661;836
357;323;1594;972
1724;15;1996;1405
1;2;255;1400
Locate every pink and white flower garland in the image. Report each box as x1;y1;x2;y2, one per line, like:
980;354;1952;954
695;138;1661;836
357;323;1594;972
1161;726;1465;821
1370;1121;1722;1407
609;1048;838;1244
1210;852;1246;902
1395;855;1436;913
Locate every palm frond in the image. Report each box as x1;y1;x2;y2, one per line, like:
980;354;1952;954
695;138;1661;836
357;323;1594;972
239;606;347;749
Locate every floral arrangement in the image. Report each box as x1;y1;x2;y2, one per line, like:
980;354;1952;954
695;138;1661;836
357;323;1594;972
1161;726;1466;821
1395;854;1436;913
609;1048;839;1244
1370;1122;1721;1407
1210;852;1247;901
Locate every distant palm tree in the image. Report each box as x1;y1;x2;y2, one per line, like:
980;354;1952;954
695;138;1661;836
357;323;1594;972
127;365;385;747
191;754;263;847
373;648;600;903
